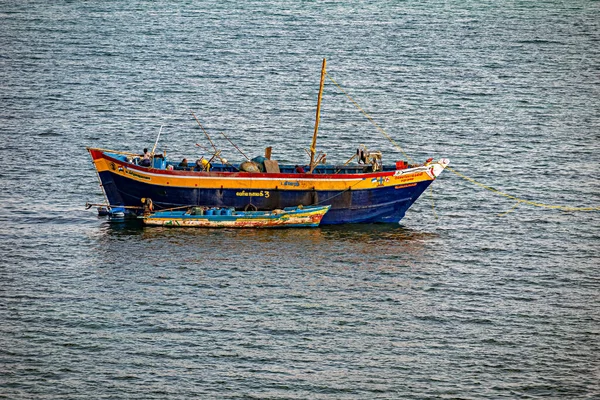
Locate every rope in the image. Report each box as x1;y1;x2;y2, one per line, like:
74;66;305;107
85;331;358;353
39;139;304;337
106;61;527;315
311;178;365;206
157;204;194;212
427;188;439;219
334;154;358;174
447;166;600;212
325;71;600;214
497;200;522;217
325;72;414;163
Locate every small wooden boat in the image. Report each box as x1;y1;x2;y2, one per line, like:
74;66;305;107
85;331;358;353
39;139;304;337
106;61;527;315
140;205;331;228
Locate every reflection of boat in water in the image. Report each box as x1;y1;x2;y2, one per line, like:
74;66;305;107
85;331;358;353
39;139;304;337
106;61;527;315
140;204;331;229
87;59;449;225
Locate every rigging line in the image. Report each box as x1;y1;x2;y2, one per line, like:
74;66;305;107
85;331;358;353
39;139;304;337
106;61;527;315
447;166;600;212
325;71;414;163
334;154;358;174
325;72;599;213
155;204;193;212
195;143;212;153
427;188;438;219
220;132;250;161
311;179;365;206
188;109;219;155
498;200;522;217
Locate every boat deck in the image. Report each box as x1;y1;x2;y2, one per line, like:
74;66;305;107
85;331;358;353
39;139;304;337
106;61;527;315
107;152;410;175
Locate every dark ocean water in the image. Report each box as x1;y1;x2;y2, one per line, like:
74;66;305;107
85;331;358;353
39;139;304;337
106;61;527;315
1;1;599;398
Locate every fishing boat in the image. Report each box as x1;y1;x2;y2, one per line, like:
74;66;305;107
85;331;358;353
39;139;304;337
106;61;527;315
87;59;449;225
140;204;331;228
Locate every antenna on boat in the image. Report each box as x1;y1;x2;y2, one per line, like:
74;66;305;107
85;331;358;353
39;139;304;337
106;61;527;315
309;58;327;173
151;125;164;155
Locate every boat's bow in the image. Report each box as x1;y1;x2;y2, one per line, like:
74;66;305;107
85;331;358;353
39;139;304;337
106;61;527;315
429;158;450;179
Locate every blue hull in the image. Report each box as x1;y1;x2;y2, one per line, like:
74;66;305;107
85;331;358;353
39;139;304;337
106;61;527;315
98;170;432;224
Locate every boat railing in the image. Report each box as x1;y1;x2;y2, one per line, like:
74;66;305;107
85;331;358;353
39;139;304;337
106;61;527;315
107;150;411;174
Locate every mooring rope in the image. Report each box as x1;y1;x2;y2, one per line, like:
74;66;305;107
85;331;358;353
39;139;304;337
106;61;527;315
447;166;600;212
325;71;600;214
311;178;365;206
326;72;415;164
427;188;439;219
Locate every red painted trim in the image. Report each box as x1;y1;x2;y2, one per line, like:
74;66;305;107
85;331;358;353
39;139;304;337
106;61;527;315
91;148;398;180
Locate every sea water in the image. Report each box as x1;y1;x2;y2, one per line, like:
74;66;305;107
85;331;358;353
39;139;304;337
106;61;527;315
1;1;599;398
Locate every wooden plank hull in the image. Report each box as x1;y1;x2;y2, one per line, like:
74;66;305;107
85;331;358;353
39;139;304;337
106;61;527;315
141;206;331;228
88;148;449;224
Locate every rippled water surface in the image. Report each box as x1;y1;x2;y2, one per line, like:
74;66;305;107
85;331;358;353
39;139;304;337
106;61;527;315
1;1;599;398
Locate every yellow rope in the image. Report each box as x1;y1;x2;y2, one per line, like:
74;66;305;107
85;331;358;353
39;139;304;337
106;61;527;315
428;188;439;219
325;71;600;214
447;166;600;212
497;200;522;217
325;72;415;164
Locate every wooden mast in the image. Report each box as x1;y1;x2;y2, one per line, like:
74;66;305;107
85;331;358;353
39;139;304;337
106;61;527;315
309;58;326;173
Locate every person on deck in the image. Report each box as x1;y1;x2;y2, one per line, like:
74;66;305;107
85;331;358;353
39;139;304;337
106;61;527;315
179;158;188;168
140;148;151;167
201;157;211;171
194;157;211;171
295;165;305;173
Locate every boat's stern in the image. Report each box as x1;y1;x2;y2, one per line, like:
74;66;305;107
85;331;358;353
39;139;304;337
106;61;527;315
87;147;104;161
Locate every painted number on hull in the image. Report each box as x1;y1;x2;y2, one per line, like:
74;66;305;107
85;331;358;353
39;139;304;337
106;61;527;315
236;190;270;198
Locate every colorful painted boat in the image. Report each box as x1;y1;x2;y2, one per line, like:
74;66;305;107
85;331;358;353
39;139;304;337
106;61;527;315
140;205;330;228
87;60;449;225
87;149;448;224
